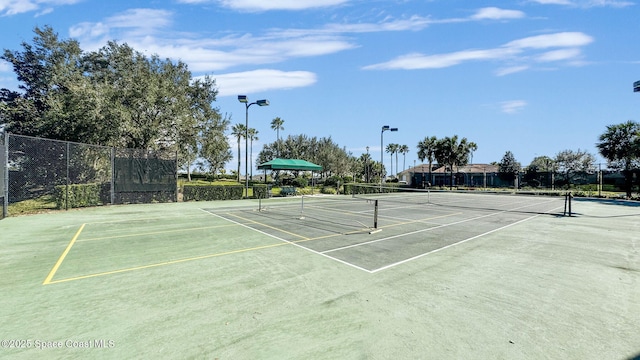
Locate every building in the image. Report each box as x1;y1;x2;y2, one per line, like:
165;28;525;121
398;163;504;188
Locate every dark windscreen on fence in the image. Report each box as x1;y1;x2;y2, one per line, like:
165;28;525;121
0;133;5;219
113;148;177;204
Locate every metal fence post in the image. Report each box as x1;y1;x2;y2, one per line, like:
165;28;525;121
2;132;8;218
65;142;70;210
110;147;115;205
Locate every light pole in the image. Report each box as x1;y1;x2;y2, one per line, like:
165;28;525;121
380;125;398;191
238;95;269;198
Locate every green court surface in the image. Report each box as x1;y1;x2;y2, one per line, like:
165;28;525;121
0;195;638;359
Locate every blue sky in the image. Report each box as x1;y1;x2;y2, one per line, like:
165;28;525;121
1;0;639;174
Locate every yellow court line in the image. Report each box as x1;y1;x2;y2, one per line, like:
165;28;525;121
45;241;289;285
43;211;462;285
46;214;365;284
43;223;86;285
78;224;237;242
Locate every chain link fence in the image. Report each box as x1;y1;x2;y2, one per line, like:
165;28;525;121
1;133;6;219
1;133;176;217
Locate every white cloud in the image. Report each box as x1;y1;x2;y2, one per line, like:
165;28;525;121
364;32;593;72
0;0;81;16
363;48;517;70
471;7;525;20
506;32;593;49
0;60;11;72
529;0;634;7
70;8;172;43
71;8;357;72
213;69;317;97
495;65;530;76
105;8;172;29
536;48;583;62
501;100;527;114
530;0;573;4
215;0;349;11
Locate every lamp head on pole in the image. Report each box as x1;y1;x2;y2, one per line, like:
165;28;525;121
238;95;248;103
390;128;398;132
382;125;390;131
256;99;269;106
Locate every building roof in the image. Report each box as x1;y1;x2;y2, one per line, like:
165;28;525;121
431;164;499;173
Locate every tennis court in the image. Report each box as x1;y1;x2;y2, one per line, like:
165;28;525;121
1;194;639;359
208;189;568;272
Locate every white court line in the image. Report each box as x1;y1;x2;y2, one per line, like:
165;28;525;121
369;209;559;273
202;198;562;274
322;198;560;255
200;208;374;273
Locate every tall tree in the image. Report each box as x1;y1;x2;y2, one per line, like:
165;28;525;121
2;26;227;158
247;127;259;179
554;149;596;189
528;156;555;172
360;150;373;183
199;117;232;178
435;136;475;189
386;143;399;178
417;136;438;187
270;117;285;157
1;26;87;140
231;123;246;182
498;151;521;187
399;144;409;172
597;120;640;198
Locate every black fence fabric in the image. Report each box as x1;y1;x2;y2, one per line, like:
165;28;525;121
113;148;177;204
3;134;177;215
0;133;5;218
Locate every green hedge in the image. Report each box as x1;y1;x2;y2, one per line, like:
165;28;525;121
54;184;103;209
183;185;244;201
342;183;401;195
253;185;269;199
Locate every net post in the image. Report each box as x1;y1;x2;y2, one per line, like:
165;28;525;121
373;199;379;229
299;195;305;220
563;192;573;216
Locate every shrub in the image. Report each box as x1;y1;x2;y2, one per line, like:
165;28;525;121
253;185;269;199
321;187;337;195
54;184;103;209
324;176;342;187
183;185;244;201
291;177;308;188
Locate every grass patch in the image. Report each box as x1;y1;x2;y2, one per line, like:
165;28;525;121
8;195;57;215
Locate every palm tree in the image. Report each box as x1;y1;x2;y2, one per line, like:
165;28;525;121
270;117;285;157
360;151;372;182
435;135;475;189
247;128;258;179
399;144;409;171
385;143;399;179
597;120;640;198
231;123;246;182
417;136;438;187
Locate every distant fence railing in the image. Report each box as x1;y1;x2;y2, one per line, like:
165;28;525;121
1;133;177;218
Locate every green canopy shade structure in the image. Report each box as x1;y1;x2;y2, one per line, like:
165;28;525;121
257;158;322;172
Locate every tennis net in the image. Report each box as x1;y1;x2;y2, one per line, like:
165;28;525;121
347;184;572;216
255;195;380;234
